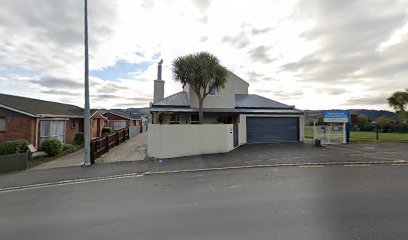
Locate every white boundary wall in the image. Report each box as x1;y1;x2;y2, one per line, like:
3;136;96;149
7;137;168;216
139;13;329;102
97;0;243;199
148;124;234;159
129;126;141;138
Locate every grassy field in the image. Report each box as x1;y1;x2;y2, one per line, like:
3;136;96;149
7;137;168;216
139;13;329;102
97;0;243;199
304;128;408;142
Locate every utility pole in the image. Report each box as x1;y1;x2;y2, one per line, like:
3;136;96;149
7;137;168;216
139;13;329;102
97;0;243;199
83;0;91;166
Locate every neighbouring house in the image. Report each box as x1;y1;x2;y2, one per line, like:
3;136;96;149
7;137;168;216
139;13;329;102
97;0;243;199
103;111;142;130
0;93;106;149
90;110;109;138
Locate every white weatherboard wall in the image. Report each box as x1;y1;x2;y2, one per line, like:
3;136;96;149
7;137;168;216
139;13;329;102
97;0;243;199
148;124;234;159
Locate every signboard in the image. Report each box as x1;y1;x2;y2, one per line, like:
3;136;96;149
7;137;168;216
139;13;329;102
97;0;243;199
323;110;349;123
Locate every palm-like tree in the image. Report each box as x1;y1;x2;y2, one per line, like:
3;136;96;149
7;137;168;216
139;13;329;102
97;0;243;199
172;52;228;124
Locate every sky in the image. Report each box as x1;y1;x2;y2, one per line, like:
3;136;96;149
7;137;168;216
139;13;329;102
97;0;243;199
0;0;407;110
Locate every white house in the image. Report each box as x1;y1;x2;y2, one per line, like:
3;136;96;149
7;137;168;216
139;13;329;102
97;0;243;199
148;69;304;158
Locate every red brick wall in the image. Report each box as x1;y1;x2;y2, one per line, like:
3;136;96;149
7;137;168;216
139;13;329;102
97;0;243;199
90;118;99;139
104;113;142;128
0;116;36;146
65;118;81;144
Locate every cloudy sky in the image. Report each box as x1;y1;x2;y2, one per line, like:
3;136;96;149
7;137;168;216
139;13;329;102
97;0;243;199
0;0;407;110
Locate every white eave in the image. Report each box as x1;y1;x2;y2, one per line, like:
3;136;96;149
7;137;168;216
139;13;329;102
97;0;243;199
0;104;37;117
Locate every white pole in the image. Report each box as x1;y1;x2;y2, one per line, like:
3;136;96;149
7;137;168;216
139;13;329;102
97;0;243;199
342;122;346;144
83;0;91;166
328;124;331;144
313;120;316;140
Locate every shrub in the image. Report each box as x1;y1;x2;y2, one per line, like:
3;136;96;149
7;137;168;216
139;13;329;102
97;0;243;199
102;127;114;136
42;138;63;156
74;132;84;145
62;144;76;154
0;140;29;155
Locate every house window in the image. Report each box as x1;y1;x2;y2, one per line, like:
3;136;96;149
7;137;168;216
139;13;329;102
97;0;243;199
92;119;96;127
218;116;234;124
40;120;65;144
113;120;126;130
169;115;180;124
191;115;199;124
208;79;218;96
0;118;5;131
71;119;77;128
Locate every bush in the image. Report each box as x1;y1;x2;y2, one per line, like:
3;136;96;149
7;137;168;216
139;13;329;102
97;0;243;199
102;127;114;136
62;144;76;154
74;132;84;145
42;138;63;156
0;140;29;155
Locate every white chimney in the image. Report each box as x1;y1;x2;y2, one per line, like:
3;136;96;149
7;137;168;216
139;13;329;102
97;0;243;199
153;59;164;103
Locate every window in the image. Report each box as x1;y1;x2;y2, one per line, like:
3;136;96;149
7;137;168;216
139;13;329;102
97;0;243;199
208;79;218;96
113;120;126;130
0;118;5;131
169;115;180;124
218;116;234;124
40;120;65;144
191;115;199;124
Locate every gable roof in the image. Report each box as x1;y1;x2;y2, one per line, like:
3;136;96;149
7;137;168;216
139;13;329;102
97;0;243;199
104;111;142;120
0;93;84;117
235;94;294;109
152;91;189;107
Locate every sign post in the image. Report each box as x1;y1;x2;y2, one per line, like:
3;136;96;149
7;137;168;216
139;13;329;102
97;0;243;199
323;110;350;144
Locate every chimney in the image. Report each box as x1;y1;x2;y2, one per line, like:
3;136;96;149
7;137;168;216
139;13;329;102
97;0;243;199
153;59;164;103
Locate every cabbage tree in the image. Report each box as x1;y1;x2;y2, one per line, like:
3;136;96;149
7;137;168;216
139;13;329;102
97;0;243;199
172;52;228;124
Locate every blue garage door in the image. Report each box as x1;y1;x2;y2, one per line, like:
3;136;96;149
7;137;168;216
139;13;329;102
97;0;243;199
247;117;299;143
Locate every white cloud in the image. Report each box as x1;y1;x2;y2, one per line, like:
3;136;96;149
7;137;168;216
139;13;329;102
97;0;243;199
0;0;407;111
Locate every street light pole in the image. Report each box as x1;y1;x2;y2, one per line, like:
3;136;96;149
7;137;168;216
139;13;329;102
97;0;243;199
83;0;91;166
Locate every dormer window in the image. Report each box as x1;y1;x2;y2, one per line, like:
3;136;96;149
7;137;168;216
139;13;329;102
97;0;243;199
208;79;218;96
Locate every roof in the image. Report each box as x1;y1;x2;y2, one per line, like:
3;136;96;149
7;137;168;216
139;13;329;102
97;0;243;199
151;92;298;112
0;93;84;117
235;94;294;109
104;111;142;120
150;107;303;115
153;91;189;107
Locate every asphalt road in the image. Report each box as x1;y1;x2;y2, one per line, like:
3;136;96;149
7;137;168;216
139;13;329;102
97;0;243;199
1;165;408;240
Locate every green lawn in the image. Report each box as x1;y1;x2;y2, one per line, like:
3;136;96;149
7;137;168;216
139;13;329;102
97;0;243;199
349;131;408;142
304;128;408;142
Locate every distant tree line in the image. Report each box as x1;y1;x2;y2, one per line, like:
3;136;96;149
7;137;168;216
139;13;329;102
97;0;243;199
309;89;408;133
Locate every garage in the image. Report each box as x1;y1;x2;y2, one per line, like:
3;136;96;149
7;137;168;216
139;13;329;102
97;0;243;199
246;117;299;143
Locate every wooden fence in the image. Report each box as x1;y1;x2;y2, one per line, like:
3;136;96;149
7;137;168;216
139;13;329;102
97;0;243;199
90;128;129;162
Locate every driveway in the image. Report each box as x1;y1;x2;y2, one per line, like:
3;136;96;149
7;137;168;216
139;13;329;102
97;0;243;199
31;133;147;170
154;142;408;170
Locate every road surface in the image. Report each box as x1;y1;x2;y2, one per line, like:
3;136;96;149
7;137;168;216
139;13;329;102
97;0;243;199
1;164;407;239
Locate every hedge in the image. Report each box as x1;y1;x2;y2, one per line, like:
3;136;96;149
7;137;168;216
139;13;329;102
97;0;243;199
42;138;63;156
0;140;29;155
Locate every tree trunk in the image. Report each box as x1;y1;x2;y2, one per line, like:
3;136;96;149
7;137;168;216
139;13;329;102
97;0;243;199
198;98;204;124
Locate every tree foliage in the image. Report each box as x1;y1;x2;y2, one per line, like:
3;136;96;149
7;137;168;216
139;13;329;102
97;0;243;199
172;52;228;124
387;89;408;122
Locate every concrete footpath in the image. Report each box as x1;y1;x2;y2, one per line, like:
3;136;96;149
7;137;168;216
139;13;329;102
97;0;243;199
1;142;407;189
31;133;147;170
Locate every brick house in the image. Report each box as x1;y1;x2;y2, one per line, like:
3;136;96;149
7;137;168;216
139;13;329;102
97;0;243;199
103;111;142;130
0;93;106;149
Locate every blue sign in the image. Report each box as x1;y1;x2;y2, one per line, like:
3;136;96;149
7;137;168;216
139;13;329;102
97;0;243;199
323;110;349;123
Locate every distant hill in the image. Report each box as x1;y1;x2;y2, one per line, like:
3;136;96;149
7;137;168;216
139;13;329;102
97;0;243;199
305;109;399;124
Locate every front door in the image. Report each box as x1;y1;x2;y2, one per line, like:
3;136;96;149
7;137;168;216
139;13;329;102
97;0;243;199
233;123;239;147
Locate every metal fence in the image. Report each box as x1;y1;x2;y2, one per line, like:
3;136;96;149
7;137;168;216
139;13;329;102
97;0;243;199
90;128;129;162
305;124;345;144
